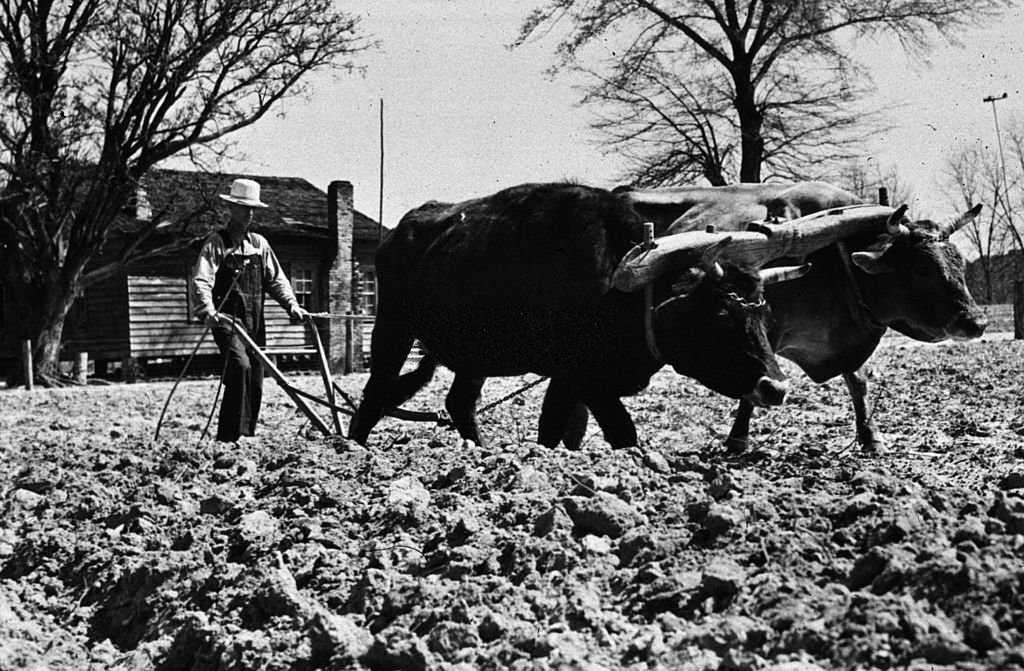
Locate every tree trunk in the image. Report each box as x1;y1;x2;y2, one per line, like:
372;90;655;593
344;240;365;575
982;260;993;304
33;300;72;381
732;69;764;183
704;159;727;187
6;273;78;385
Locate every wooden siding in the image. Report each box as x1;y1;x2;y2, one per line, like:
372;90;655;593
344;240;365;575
126;276;311;358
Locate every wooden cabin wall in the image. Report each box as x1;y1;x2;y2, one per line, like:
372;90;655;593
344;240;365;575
126;276;311;357
125;239;322;359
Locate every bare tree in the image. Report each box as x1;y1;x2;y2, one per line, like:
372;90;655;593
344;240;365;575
0;0;369;383
942;135;1024;303
839;160;914;212
516;0;1009;187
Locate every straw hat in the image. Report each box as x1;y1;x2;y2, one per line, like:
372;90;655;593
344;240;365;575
219;178;268;208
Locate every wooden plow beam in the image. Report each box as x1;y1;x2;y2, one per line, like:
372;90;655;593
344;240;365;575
228;317;333;436
228;314;450;437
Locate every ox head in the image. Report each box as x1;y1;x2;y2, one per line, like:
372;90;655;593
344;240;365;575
846;205;987;341
612;229;818;406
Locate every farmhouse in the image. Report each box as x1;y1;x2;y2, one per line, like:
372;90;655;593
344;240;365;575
0;169;383;379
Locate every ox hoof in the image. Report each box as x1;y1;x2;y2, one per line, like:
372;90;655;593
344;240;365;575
860;439;887;454
561;434;585;451
460;439;478;450
723;437;749;455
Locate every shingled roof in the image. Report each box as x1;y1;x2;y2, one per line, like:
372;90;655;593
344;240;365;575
133;168;382;242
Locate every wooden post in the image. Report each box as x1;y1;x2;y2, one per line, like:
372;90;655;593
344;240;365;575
344;314;354;375
21;340;33;390
74;352;88;384
1014;281;1024;339
121;354;137;383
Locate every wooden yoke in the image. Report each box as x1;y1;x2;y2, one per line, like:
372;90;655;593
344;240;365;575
611;204;898;292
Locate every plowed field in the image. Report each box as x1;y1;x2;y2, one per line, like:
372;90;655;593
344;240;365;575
2;335;1023;670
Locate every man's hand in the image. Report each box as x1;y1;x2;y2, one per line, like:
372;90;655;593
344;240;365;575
289;305;310;324
204;312;226;328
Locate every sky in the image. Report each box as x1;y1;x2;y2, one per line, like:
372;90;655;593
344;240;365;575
204;1;1024;228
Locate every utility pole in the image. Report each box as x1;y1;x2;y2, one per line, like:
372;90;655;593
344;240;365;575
983;93;1023;252
986;93;1024;338
378;97;385;246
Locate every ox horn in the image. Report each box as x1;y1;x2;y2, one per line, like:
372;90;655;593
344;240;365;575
886;204;909;235
611;230;746;292
936;203;983;240
760;263;812;285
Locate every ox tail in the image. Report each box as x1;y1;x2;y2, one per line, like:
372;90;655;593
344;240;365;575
390;352;439;409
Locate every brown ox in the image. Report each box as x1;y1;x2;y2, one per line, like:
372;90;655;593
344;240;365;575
541;181;985;451
349;182;884;449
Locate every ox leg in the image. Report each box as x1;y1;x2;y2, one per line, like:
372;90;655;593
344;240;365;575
724;399;755;454
348;322;417;445
446;374;486;446
563;402;590;451
578;390;637;450
538;378;590;450
843;370;885;452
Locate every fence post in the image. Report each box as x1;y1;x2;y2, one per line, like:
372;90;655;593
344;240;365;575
74;352;88;384
1015;281;1024;339
21;340;33;390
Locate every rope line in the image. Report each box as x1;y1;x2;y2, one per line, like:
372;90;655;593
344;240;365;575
476;375;549;416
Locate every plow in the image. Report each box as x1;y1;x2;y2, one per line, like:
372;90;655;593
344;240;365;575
154;313;454;442
228;313;452;436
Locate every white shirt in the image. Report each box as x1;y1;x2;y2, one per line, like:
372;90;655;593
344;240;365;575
191;231;300;321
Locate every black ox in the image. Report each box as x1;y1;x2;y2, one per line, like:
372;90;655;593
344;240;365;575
348;182;862;449
540;181;986;452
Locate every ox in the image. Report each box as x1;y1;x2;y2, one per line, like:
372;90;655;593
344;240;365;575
541;181;986;452
348;182;862;449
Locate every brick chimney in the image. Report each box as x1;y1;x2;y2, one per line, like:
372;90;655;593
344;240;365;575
327;181;354;373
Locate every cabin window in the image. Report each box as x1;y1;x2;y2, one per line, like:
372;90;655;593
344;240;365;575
357;266;377;315
291;266;314;310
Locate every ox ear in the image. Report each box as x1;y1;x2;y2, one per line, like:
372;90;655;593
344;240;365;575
851;249;893;275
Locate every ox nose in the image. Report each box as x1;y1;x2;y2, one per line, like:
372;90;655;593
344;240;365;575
949;312;987;340
745;376;789;407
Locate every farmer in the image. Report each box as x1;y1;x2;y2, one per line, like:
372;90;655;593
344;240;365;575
192;178;309;443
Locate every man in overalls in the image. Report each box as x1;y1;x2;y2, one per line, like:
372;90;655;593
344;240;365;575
192;178;309;442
